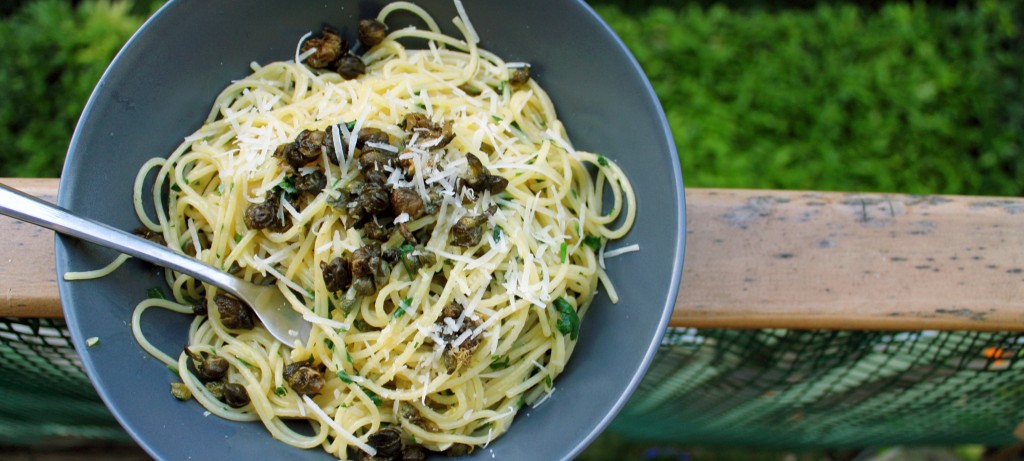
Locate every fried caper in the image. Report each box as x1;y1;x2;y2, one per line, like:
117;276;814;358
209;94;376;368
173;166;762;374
170;382;192;401
223;382;250;408
438;303;481;374
365;427;403;458
301;27;344;69
390;188;424;220
358;19;388;48
275;141;309;170
320;256;352;293
509;64;531;88
185;347;229;381
294;170;327;194
363;220;391;242
215;294;255;330
133;227;166;246
296;129;328;161
356;127;389;149
461;153;508;195
336;55;366;80
354;181;391;216
191;298;208;317
401;113;454;148
357;148;397;173
283;363;325;396
450;214;488;248
244;192;289;231
398;402;440;433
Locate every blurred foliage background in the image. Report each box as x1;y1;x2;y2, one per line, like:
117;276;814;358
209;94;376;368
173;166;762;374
0;0;1021;459
1;0;1022;197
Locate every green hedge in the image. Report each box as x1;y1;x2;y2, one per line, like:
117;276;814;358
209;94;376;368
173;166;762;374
593;0;1023;195
1;1;1021;197
0;0;152;177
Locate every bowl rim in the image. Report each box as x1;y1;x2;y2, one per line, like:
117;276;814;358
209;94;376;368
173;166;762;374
56;1;686;459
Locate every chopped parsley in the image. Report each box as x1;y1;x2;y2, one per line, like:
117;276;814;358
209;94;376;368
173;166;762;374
545;375;553;388
274;386;287;397
583;235;602;251
147;287;166;300
274;176;298;196
553;297;580;340
234;233;243;243
597;154;609;167
345;120;356;131
392;297;412;319
489;355;510;370
559;242;568;263
324;338;335;350
337;370;354;384
364;389;383;407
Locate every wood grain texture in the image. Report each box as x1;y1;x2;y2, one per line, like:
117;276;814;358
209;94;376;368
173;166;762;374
3;178;1024;330
677;189;1024;331
0;178;60;317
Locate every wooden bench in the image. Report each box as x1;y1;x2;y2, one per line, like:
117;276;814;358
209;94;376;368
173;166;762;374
5;177;1022;331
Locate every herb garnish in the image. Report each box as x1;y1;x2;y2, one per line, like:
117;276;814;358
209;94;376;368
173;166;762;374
553;297;580;340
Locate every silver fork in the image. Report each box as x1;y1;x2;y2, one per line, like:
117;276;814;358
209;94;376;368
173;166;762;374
0;182;312;345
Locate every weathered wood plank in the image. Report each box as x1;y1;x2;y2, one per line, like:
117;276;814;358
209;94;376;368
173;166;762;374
676;189;1024;331
0;178;60;318
3;178;1024;330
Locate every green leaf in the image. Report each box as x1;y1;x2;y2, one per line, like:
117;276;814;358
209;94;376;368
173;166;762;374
553;297;580;340
337;370;354;384
147;287;166;299
559;242;568;263
392;297;412;319
583;235;602;251
274;386;287;397
274;176;298;195
597;154;609;167
489;355;510;370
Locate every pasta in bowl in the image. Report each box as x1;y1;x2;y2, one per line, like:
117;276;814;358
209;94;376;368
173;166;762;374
56;1;683;459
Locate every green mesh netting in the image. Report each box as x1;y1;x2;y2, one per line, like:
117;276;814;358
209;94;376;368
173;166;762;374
0;318;130;444
610;328;1024;448
2;318;1022;447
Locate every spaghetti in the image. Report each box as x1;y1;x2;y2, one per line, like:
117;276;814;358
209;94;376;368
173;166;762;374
131;2;636;458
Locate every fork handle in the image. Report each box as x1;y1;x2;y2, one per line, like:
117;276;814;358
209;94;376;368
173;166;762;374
0;181;241;296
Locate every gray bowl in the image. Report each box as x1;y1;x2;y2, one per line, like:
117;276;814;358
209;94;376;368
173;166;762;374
56;1;685;459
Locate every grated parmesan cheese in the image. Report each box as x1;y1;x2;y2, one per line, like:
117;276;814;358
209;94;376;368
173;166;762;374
302;395;376;456
294;31;313;63
602;243;640;259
